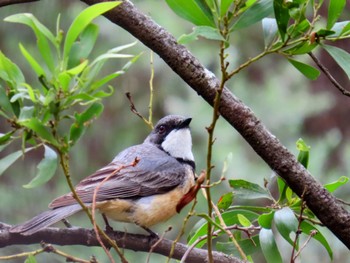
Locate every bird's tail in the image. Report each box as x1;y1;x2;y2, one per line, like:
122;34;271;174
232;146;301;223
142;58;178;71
10;204;82;235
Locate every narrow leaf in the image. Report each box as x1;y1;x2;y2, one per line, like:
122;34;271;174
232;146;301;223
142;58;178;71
0;51;25;85
165;0;215;26
23;145;57;188
324;176;349;193
262;18;278;48
322;44;350;80
19;43;46;77
300;221;333;260
216;236;260;257
296;138;310;168
20;118;58;146
178;26;224;44
287;58;320;80
229;179;272;200
327;0;346;29
0;147;33;176
259;228;283;263
64;2;121;59
188;209;259;247
237;214;251;227
273;0;289;40
231;0;274;31
5;13;56;71
274;207;298;246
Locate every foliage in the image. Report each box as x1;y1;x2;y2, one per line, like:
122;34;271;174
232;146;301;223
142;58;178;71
164;0;350;262
167;0;350;80
0;0;349;262
0;2;138;189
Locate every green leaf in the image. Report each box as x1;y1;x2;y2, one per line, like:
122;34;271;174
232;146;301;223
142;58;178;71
259;228;283;263
220;0;232;17
69;102;104;145
66;60;89;75
324;176;349;193
262;18;278;48
327;0;346;29
216;236;260;257
287;58;320;80
0;51;25;86
231;0;274;31
322;44;350;80
19;43;46;77
25;255;38;263
273;0;290;40
23;145;57;188
20;118;58;146
0;147;33;176
300;221;333;260
68;23;99;68
178;26;224;44
329;21;350;38
165;0;215;26
229;179;272;200
258;211;275;229
274;207;298;246
296;138;310;168
217;192;234;211
237;214;251;227
0;86;13;116
5;13;56;72
0;131;15;145
187;209;259;247
18;106;35;121
63;1;121;60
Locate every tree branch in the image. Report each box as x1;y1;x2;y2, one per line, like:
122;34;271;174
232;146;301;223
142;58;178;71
78;0;350;248
0;0;38;7
308;51;350;96
0;223;242;263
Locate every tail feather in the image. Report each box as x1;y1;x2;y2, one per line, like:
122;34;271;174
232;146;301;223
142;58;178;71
10;204;82;235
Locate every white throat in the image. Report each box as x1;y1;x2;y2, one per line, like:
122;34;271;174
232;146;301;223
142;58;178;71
161;128;194;161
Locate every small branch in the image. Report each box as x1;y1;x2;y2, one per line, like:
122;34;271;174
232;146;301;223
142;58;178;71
0;0;38;7
125;92;153;129
0;223;243;263
308;51;350;97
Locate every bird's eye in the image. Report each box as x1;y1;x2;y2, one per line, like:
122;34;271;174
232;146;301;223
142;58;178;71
158;125;166;134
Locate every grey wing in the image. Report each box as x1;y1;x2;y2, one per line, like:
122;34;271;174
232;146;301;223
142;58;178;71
50;144;188;208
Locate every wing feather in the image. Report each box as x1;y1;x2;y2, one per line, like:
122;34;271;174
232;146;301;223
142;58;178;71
50;143;189;208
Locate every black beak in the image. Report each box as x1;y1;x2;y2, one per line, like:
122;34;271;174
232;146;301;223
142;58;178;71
178;117;192;129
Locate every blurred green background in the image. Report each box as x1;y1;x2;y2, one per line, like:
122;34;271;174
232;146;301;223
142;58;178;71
0;0;349;262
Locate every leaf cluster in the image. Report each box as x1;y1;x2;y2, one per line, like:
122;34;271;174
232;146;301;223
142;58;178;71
0;2;138;188
187;139;348;262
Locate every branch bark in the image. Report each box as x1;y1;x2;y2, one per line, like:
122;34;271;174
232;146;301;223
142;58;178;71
77;0;350;248
0;223;241;263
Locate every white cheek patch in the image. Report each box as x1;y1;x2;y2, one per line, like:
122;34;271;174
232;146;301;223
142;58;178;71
161;128;194;161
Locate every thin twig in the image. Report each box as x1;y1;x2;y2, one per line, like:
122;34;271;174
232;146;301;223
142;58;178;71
91;158;140;263
308;51;350;97
125;92;153;129
293;230;318;260
146;226;172;263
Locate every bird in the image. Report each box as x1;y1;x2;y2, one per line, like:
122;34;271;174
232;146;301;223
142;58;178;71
10;115;203;236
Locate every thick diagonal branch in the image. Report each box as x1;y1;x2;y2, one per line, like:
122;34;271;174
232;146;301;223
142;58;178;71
79;0;350;248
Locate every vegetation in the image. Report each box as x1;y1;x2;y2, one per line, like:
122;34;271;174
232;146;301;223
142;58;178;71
0;0;350;262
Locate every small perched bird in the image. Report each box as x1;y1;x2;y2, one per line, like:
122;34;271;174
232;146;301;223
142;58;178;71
11;115;202;236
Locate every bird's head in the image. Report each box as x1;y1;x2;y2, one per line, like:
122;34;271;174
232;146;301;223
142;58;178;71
145;115;194;162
